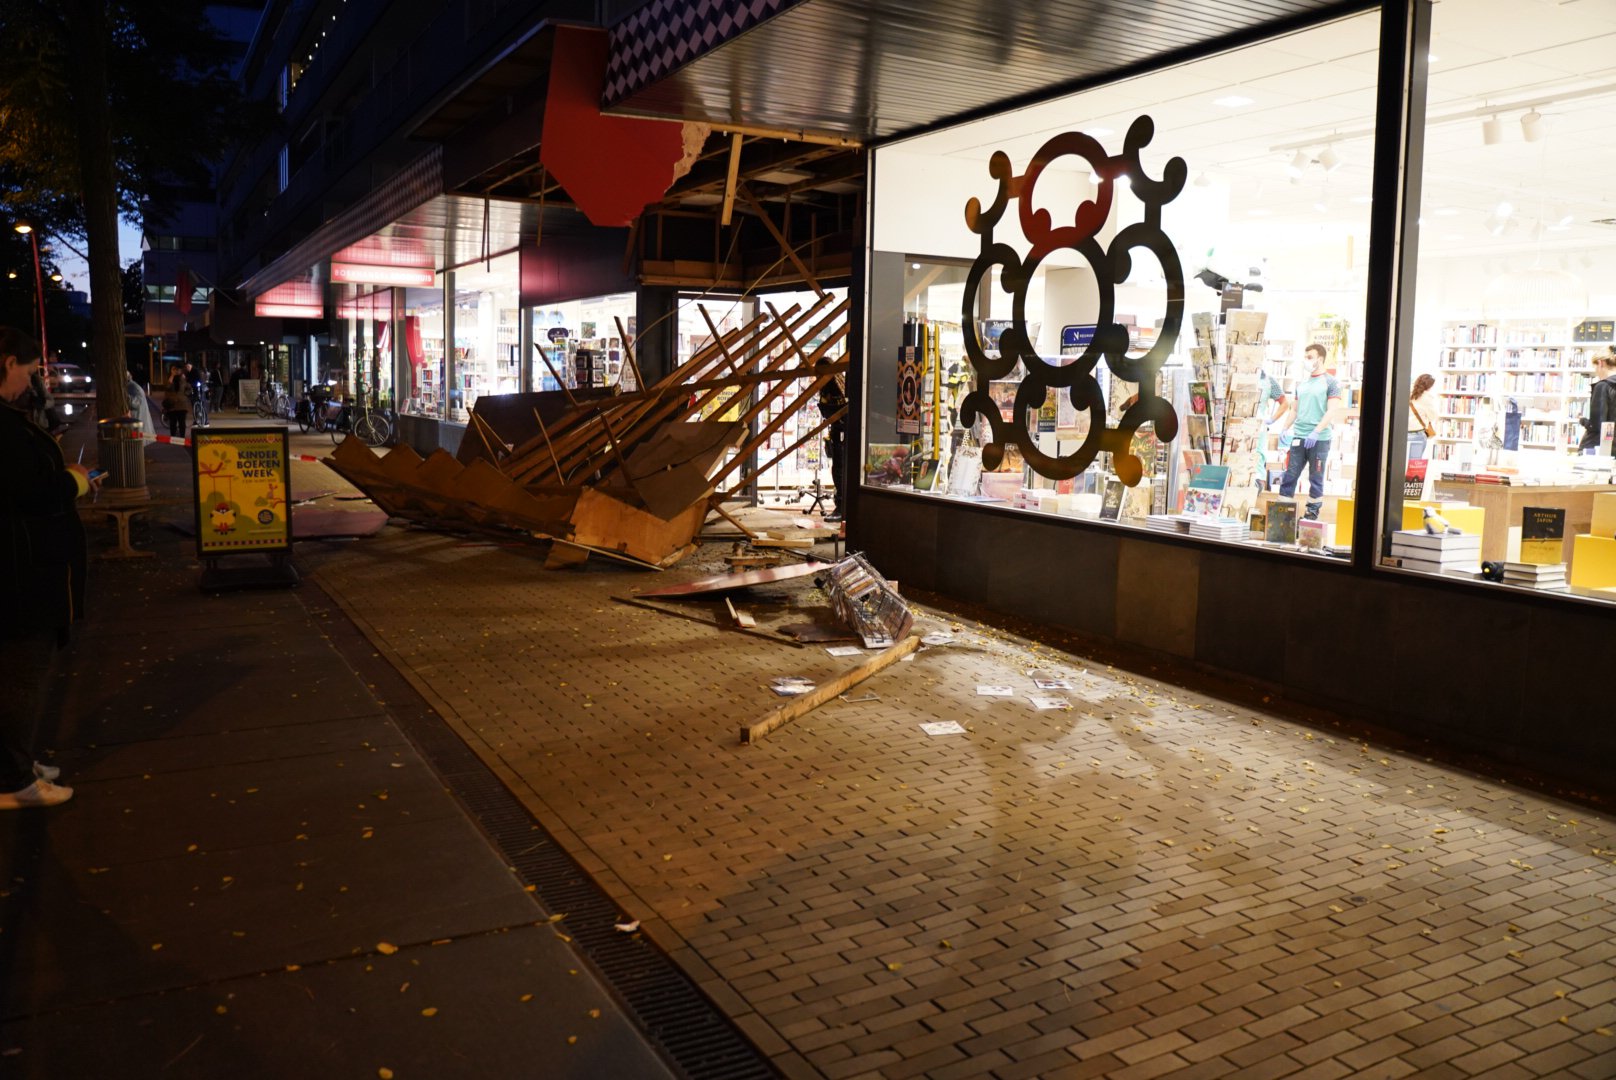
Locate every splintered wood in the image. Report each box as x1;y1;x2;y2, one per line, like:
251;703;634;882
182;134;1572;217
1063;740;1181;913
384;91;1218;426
327;299;849;567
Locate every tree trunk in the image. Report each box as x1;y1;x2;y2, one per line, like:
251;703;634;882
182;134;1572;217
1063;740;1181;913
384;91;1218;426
67;0;129;422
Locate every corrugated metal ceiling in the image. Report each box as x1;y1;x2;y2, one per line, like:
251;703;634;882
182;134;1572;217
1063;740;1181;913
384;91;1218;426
609;0;1367;141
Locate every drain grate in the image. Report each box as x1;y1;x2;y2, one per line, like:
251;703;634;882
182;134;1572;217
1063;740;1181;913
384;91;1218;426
308;589;779;1080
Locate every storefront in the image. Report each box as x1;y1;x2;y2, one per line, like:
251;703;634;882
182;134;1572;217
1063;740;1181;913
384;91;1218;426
852;0;1615;789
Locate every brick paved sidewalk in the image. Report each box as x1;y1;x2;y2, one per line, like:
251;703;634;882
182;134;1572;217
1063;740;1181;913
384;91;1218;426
296;490;1616;1080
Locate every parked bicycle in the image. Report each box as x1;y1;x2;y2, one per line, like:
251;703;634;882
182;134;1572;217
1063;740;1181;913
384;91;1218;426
191;379;210;426
255;380;290;419
328;387;391;447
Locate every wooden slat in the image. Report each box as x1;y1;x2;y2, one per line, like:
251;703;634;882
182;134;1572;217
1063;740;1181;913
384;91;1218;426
742;636;922;743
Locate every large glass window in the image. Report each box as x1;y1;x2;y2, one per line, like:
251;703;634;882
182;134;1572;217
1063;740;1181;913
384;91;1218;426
1387;0;1616;604
402;284;446;419
866;12;1381;555
451;253;520;419
529;292;638;392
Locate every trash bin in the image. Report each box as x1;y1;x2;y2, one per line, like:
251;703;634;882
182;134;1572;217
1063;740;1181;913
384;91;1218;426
97;416;149;505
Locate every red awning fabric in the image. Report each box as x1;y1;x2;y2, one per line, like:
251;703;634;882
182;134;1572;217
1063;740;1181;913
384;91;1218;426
541;25;699;227
175;267;193;316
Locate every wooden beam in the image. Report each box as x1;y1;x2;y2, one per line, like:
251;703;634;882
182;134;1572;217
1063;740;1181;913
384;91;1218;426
614;315;643;391
739;184;823;296
720;133;743;227
742;636;922;743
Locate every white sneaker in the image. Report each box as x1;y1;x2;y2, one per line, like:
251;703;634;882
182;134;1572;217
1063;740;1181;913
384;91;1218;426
0;780;74;809
33;762;60;782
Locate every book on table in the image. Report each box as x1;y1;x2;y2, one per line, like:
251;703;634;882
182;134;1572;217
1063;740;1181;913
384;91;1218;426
1266;503;1298;545
1519;506;1566;564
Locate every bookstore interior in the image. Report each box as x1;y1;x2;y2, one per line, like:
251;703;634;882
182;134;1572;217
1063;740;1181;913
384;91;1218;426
863;0;1616;604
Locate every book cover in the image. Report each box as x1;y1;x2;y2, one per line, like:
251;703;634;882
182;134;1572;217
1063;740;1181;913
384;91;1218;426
1520;506;1566;564
988;379;1019;422
1297;519;1329;552
1188;381;1211;415
1100;479;1126;521
1266;502;1297;544
1226;310;1268;344
1403;459;1429;500
864;443;911;485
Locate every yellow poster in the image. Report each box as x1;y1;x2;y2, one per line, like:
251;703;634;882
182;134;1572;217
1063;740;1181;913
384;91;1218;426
193;428;291;556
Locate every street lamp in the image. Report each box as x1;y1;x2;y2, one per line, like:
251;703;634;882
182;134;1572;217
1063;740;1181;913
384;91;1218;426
13;222;48;367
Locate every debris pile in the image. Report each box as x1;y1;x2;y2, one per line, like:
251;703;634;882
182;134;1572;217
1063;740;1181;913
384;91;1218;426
327;296;848;568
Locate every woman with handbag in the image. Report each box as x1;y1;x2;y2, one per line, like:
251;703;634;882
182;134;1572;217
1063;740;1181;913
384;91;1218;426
1408;373;1438;461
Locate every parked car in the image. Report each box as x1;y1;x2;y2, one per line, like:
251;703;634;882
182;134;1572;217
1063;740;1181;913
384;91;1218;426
46;363;94;395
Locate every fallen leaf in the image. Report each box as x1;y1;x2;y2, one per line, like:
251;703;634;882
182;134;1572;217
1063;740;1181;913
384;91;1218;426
376;942;398;955
421;1007;437;1017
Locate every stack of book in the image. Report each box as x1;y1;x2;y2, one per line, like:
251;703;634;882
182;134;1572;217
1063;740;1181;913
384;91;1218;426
1501;562;1569;592
1390;529;1482;576
1145;514;1192;535
1189;518;1249;542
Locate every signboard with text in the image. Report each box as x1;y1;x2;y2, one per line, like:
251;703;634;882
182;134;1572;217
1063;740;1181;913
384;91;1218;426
191;427;292;558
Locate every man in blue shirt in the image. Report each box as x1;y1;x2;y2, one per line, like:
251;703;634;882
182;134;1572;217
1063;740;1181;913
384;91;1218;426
1279;343;1345;520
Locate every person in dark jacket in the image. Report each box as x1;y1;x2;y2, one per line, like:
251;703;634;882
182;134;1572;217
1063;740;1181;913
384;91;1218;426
0;326;94;809
1579;348;1616;453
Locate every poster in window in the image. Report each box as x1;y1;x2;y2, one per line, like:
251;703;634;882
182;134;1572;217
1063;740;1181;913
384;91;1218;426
896;345;921;435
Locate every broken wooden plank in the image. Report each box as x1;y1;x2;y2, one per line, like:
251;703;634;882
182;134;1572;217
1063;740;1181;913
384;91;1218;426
724;598;756;628
742;635;922;743
635;560;821;598
611;596;804;648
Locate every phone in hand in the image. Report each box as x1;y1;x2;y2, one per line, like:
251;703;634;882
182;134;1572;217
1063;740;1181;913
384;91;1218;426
86;468;107;481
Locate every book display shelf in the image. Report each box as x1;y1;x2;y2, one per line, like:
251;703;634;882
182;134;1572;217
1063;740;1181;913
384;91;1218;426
1433;319;1603;461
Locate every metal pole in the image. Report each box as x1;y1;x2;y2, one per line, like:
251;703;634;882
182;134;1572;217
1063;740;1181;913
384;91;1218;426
29;230;48;365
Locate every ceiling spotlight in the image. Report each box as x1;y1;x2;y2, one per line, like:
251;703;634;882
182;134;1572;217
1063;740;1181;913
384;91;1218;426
1286;150;1310;178
1494;200;1514;219
1482;115;1503;146
1485;214;1507;237
1194;171;1212;188
1551;205;1573;228
1520;110;1544;143
1317;147;1342;173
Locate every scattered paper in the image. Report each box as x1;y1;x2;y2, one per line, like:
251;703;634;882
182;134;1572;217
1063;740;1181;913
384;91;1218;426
614;920;640;933
921;632;956;647
977;685;1015;697
1028;696;1073;711
1034;678;1074;691
826;646;864;657
770;677;817;696
920;721;967;736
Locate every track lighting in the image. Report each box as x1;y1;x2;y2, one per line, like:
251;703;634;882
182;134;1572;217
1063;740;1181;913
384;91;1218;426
1286;150;1310;178
1520;110;1544;143
1482;115;1502;146
1317;147;1342;173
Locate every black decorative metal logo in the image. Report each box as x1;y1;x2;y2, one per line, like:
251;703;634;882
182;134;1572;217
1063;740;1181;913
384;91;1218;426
959;116;1186;485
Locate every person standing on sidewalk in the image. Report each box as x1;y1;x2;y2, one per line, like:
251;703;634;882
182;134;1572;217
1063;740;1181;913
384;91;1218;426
162;365;192;438
0;326;94;809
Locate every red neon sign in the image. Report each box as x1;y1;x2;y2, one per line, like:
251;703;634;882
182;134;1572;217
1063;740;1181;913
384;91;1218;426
331;262;436;287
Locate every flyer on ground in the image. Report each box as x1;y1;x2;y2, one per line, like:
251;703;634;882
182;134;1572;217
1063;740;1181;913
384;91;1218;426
192;427;292;557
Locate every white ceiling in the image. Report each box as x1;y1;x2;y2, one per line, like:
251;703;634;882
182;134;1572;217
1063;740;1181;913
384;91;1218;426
898;0;1616;262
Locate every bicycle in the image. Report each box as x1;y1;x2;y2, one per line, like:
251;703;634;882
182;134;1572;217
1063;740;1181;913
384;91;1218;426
255;381;289;419
330;389;391;447
191;383;209;427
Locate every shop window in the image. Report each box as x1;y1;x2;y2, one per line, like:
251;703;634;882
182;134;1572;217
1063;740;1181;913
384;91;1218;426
865;11;1381;556
530;292;639;393
402;284;445;419
451;253;520;419
1388;0;1616;602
